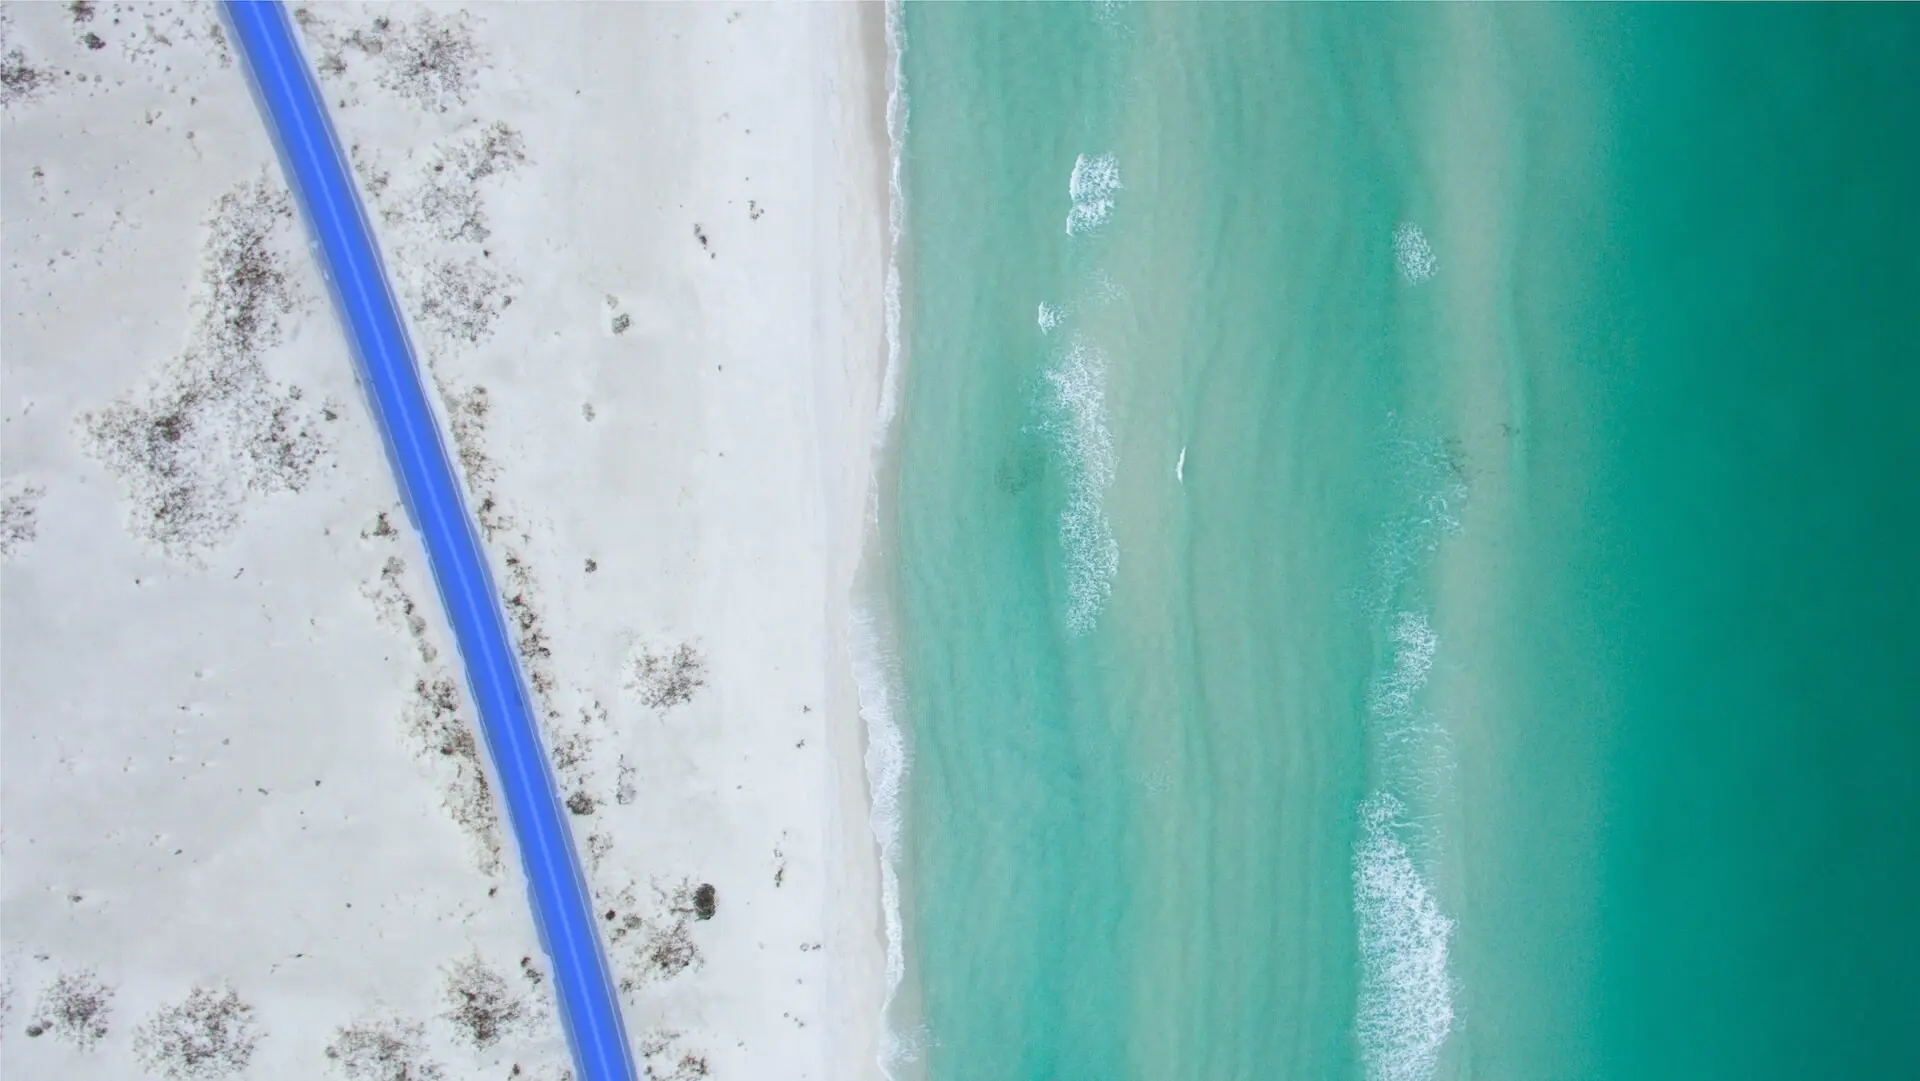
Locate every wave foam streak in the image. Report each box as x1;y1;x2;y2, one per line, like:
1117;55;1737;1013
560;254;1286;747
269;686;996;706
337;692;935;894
1065;152;1121;235
1365;611;1456;851
1043;335;1119;634
1367;430;1468;613
1369;610;1440;721
1354;793;1457;1081
851;605;913;1074
1393;223;1437;283
855;7;914;1079
1352;431;1465;1079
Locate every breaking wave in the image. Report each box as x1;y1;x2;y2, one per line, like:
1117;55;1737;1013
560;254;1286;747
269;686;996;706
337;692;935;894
851;604;911;1075
1066;152;1121;236
1042;335;1119;635
1354;792;1457;1081
856;7;913;1079
1353;421;1465;1079
872;4;910;454
1366;609;1457;824
1037;301;1063;333
1036;270;1124;338
1367;425;1469;613
1393;223;1437;284
1369;610;1440;721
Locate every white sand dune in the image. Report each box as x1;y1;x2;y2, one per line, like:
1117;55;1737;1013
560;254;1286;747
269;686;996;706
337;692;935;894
2;4;891;1079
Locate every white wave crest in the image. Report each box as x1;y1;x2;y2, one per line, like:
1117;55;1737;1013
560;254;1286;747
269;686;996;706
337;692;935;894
1366;428;1468;612
1066;152;1121;236
1369;611;1439;720
1366;611;1455;824
1393;223;1437;284
850;606;909;1010
861;9;912;1080
1037;270;1123;336
1043;335;1119;634
1354;792;1456;1081
870;3;911;461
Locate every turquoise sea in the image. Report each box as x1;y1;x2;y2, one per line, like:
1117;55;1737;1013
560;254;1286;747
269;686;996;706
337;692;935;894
867;5;1920;1080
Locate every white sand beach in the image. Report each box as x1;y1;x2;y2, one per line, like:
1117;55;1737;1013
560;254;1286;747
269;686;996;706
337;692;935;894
2;3;891;1079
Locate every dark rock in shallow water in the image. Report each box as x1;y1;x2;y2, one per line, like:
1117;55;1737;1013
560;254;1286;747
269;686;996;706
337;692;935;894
693;883;717;921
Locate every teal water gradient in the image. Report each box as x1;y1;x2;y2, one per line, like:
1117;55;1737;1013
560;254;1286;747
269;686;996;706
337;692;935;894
878;6;1920;1080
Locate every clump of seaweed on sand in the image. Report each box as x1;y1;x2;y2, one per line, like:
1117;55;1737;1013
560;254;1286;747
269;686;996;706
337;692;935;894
552;698;612;819
405;674;504;874
401;121;529;244
93;3;234;71
597;877;720;994
132;985;262;1080
26;969;113;1048
353;507;503;873
325;1015;446;1081
2;8;63;108
639;1031;712;1081
440;954;527;1050
628;643;709;711
1;482;45;557
82;178;337;558
361;554;440;664
414;257;513;345
296;7;483;113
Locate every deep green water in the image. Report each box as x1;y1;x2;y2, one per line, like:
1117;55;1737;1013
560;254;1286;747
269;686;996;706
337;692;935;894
875;6;1920;1080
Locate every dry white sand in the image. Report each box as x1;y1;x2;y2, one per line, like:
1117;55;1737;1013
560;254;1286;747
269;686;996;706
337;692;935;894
2;3;891;1079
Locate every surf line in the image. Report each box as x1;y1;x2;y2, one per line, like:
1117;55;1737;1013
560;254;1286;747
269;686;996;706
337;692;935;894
1176;445;1186;484
222;5;639;1080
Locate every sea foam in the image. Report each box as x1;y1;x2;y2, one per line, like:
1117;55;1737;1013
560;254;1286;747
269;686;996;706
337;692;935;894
1369;610;1440;721
1043;334;1119;635
1367;610;1458;827
1367;427;1469;613
1393;223;1437;284
1036;270;1123;335
851;607;909;1041
1354;792;1457;1081
1037;301;1063;333
856;7;913;1079
1353;431;1463;1081
1066;152;1121;236
871;4;911;457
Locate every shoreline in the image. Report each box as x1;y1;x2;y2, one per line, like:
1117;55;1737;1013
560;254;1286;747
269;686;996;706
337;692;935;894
848;2;917;1078
818;3;900;1078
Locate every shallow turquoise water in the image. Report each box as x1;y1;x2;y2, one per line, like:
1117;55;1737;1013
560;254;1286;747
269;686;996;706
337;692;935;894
880;6;1920;1080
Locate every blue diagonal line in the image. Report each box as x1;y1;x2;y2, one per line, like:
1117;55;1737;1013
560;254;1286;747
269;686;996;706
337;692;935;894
221;5;638;1078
